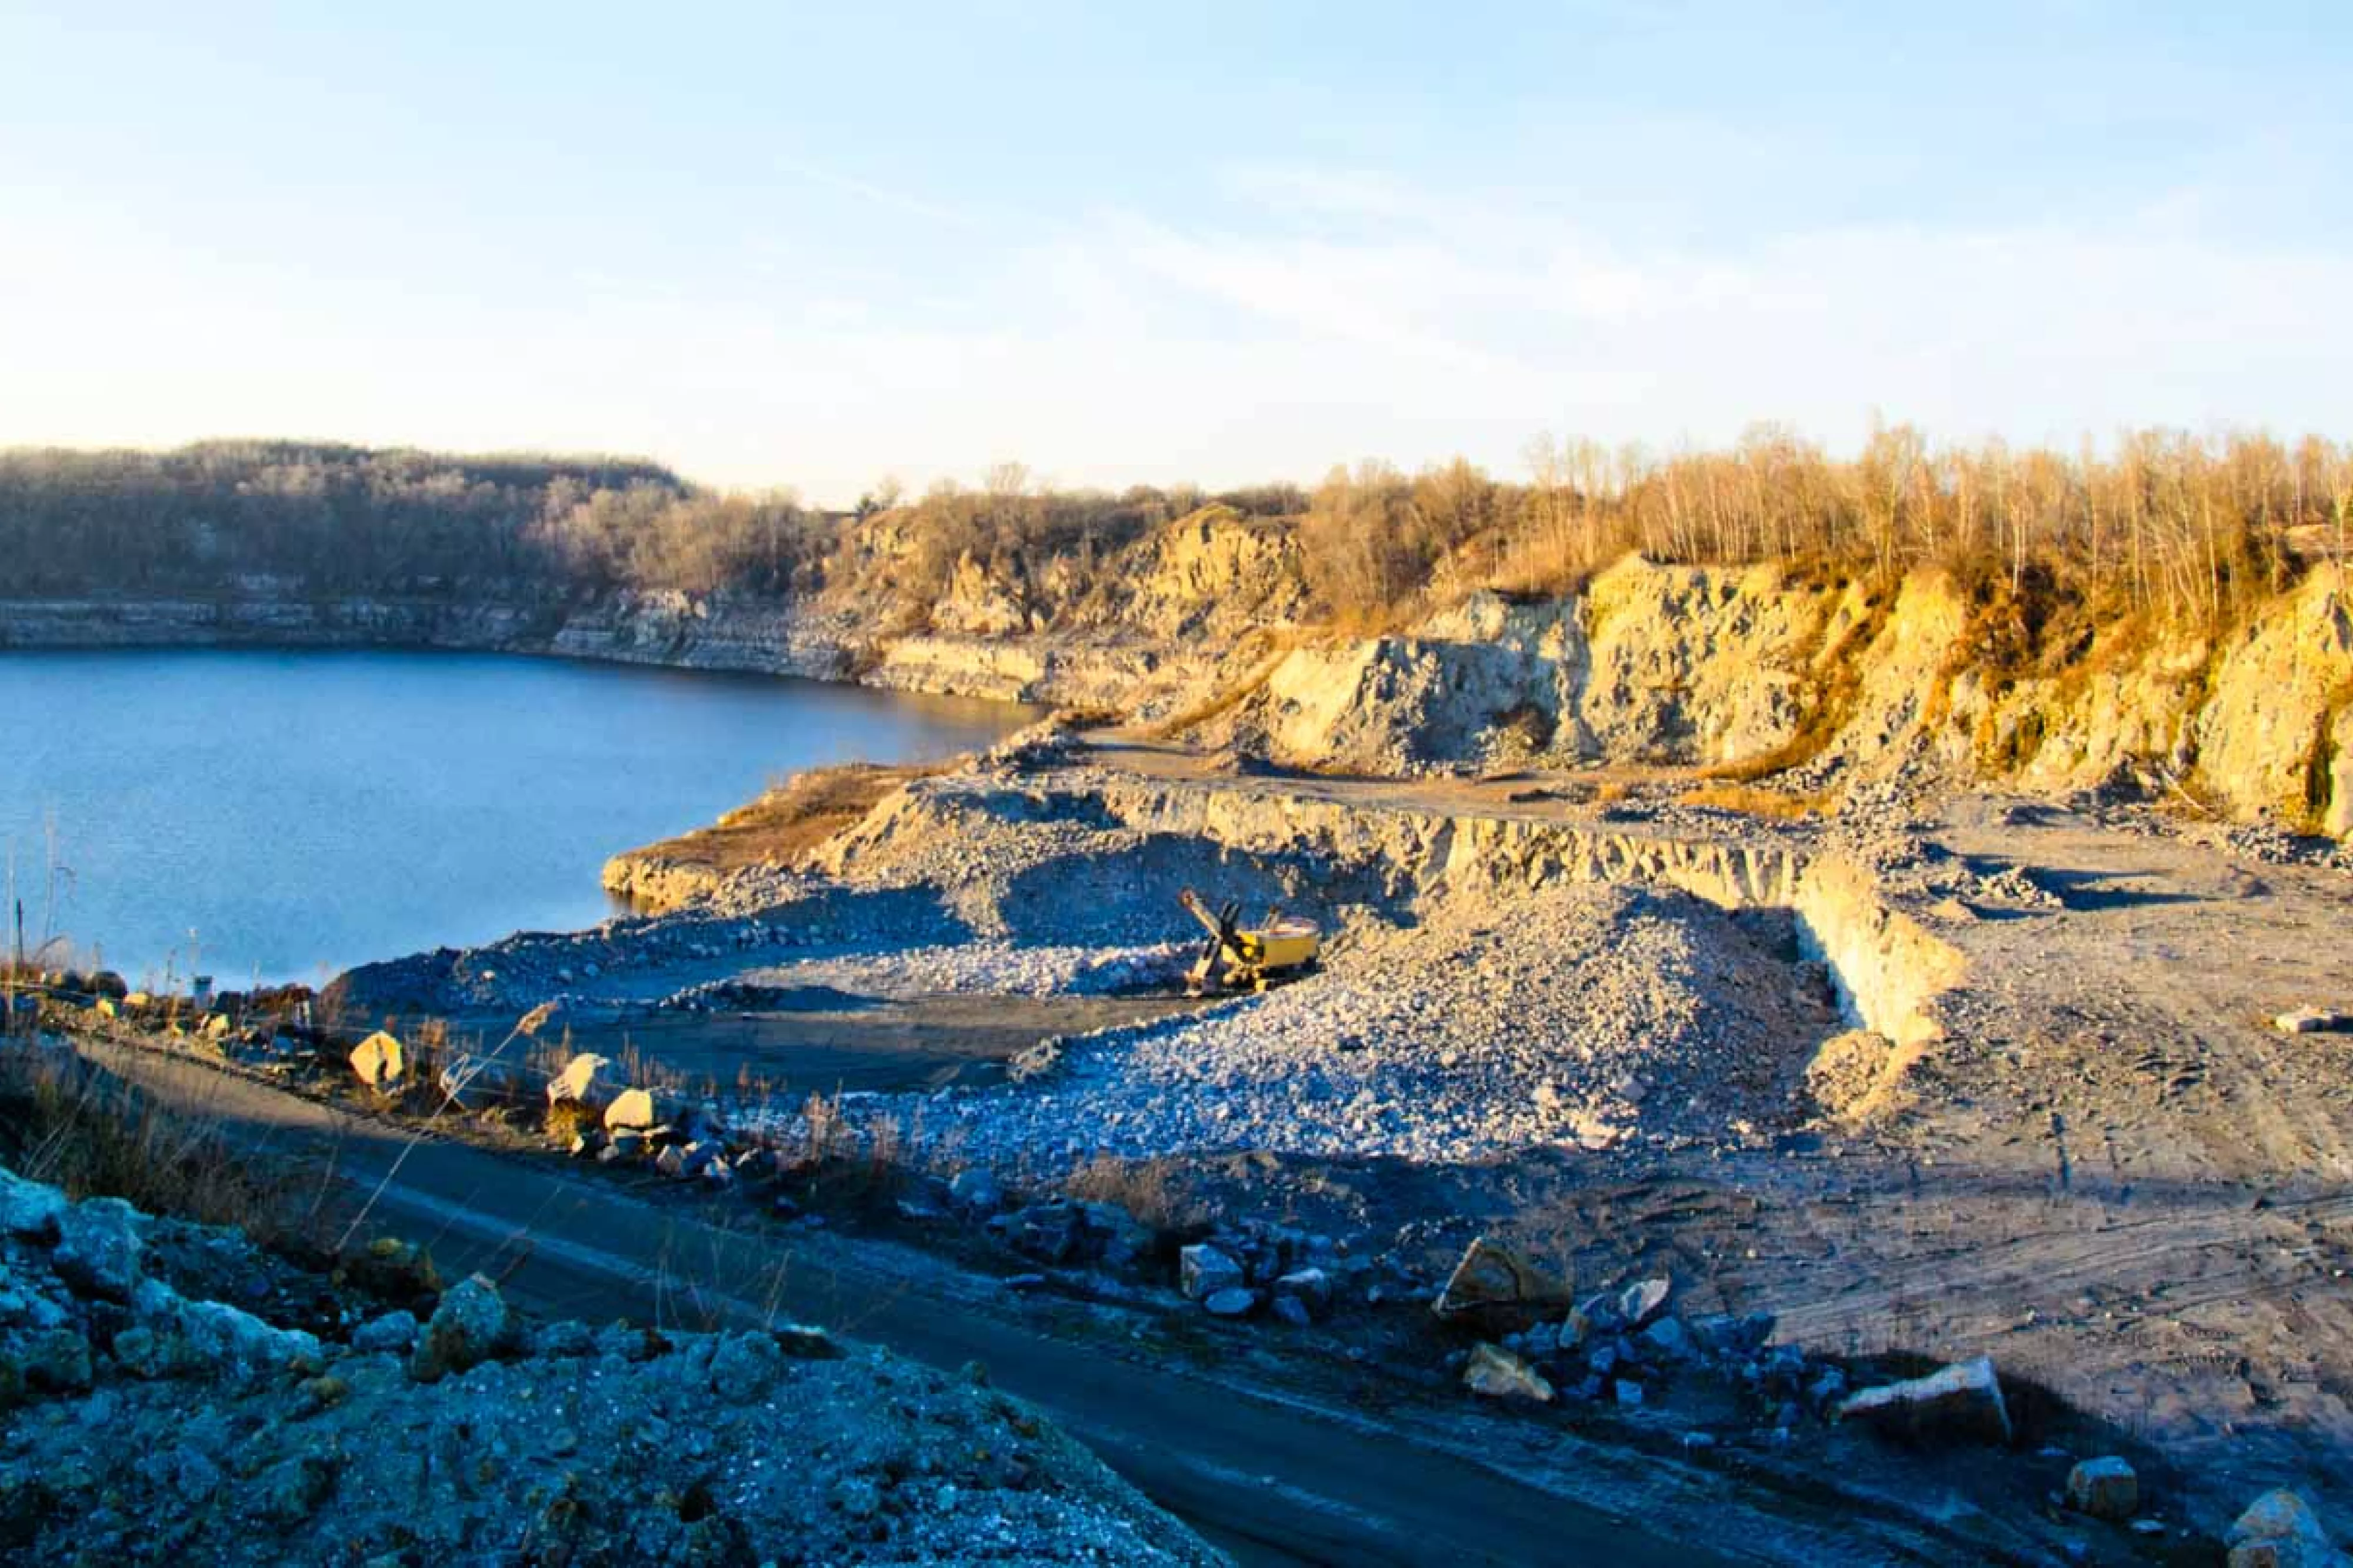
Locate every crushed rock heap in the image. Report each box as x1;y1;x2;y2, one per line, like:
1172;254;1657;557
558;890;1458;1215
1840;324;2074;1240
0;1164;1219;1566
903;880;1841;1169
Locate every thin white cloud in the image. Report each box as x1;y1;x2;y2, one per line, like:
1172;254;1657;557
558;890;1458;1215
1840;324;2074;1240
4;159;2347;501
769;154;989;231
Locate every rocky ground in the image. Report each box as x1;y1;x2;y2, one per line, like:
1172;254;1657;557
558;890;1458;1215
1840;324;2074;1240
885;883;1838;1169
0;1160;1219;1565
92;719;2353;1557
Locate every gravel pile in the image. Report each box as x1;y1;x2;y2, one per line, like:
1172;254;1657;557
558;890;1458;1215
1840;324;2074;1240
899;882;1839;1170
717;942;1191;1002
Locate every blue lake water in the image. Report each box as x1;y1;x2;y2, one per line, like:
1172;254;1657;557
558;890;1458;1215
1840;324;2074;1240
0;649;1035;985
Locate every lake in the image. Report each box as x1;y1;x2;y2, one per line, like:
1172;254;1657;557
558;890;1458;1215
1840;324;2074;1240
0;649;1035;985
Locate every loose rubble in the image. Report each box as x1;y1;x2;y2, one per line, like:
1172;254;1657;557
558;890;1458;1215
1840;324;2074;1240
0;1163;1221;1565
885;881;1837;1171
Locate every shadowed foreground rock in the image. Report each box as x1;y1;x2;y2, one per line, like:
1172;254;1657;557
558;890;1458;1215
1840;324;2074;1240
0;1164;1222;1566
1834;1356;2012;1447
1431;1236;1575;1329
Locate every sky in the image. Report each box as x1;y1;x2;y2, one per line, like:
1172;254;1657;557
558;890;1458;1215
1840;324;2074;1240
1;1;2348;503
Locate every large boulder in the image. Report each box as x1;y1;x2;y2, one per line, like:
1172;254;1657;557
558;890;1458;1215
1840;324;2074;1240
546;1053;619;1107
410;1273;518;1384
348;1030;405;1089
2228;1490;2335;1568
1431;1236;1574;1327
602;1087;658;1132
1835;1356;2012;1446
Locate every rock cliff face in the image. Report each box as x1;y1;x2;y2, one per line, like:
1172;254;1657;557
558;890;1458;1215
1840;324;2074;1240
1195;559;2353;838
5;539;2349;838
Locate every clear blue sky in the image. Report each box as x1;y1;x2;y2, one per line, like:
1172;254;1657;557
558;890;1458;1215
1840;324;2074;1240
2;2;2346;501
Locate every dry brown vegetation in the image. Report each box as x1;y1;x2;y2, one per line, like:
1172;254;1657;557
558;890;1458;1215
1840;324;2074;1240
8;428;2344;659
0;1042;312;1245
1062;1153;1214;1234
627;762;947;873
1328;426;2349;634
1675;783;1833;820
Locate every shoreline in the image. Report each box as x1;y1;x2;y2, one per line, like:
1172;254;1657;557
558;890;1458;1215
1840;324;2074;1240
0;591;1201;712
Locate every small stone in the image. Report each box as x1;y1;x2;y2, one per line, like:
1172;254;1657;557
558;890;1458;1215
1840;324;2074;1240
1431;1236;1574;1326
1272;1267;1333;1319
1203;1287;1257;1318
2066;1456;2138;1521
1639;1316;1691;1360
409;1273;515;1383
604;1088;658;1132
1836;1356;2011;1446
1575;1290;1625;1335
1614;1380;1645;1408
2273;1008;2352;1036
1688;1312;1775;1359
1616;1277;1671;1329
1462;1342;1555;1403
1269;1295;1313;1328
295;1373;349;1413
546;1053;617;1107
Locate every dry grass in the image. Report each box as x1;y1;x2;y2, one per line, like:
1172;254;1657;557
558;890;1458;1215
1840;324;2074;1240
619;762;946;875
1675;782;1833;820
0;1041;312;1246
1062;1154;1213;1235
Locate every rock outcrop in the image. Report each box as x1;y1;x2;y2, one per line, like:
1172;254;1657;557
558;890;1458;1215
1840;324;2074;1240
0;1165;1221;1566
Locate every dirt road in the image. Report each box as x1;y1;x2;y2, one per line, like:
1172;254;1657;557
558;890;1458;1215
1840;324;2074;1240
70;1035;2032;1567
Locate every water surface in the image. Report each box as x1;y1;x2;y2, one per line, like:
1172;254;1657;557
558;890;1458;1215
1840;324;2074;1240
0;649;1034;983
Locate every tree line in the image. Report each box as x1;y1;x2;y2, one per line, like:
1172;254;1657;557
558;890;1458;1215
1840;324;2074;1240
1;431;2343;635
1306;426;2351;633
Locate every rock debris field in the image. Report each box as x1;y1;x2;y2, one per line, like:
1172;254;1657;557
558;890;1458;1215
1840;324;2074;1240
0;1164;1217;1566
862;881;1841;1171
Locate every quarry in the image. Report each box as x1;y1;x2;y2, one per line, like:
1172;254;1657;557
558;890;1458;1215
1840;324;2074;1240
11;507;2353;1563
